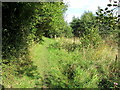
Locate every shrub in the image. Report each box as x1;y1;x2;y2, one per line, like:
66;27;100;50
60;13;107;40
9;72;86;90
81;26;102;48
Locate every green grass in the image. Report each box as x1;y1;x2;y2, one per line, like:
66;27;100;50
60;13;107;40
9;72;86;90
2;37;120;88
29;37;56;74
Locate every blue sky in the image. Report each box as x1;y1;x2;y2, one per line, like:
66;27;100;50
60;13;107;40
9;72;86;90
63;0;115;23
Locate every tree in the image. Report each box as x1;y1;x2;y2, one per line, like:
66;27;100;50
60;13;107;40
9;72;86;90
2;2;37;60
61;21;73;38
96;6;118;38
34;2;67;38
70;11;96;37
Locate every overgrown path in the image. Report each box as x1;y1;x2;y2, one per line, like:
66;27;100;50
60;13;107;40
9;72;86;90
30;37;54;76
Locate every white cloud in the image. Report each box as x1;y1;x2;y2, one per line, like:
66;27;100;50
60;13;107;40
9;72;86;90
65;0;110;9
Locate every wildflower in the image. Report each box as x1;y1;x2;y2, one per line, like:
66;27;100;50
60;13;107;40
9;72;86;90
114;82;118;86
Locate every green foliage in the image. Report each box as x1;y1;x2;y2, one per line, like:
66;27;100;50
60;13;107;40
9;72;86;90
2;2;35;59
2;2;68;77
80;26;102;48
70;17;81;37
2;1;120;88
70;11;96;37
45;38;118;88
3;37;119;88
70;11;102;48
33;2;68;38
95;5;118;38
2;3;41;78
60;22;73;38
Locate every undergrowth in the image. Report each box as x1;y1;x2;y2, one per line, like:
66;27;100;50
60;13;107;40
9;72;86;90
2;37;119;88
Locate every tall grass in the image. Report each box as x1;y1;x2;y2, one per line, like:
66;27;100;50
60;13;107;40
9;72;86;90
46;37;119;88
2;37;119;88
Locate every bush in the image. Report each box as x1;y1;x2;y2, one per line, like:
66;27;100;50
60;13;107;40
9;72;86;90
81;26;102;48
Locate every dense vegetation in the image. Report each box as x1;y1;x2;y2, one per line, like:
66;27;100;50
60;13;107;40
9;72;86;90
1;1;120;89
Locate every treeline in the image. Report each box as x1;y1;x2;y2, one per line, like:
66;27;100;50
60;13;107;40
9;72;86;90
70;6;119;47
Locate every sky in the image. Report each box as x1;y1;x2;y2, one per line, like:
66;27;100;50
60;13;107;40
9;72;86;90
63;0;113;23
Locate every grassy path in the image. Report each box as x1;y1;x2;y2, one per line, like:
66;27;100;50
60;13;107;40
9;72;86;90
3;37;55;88
30;37;54;76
